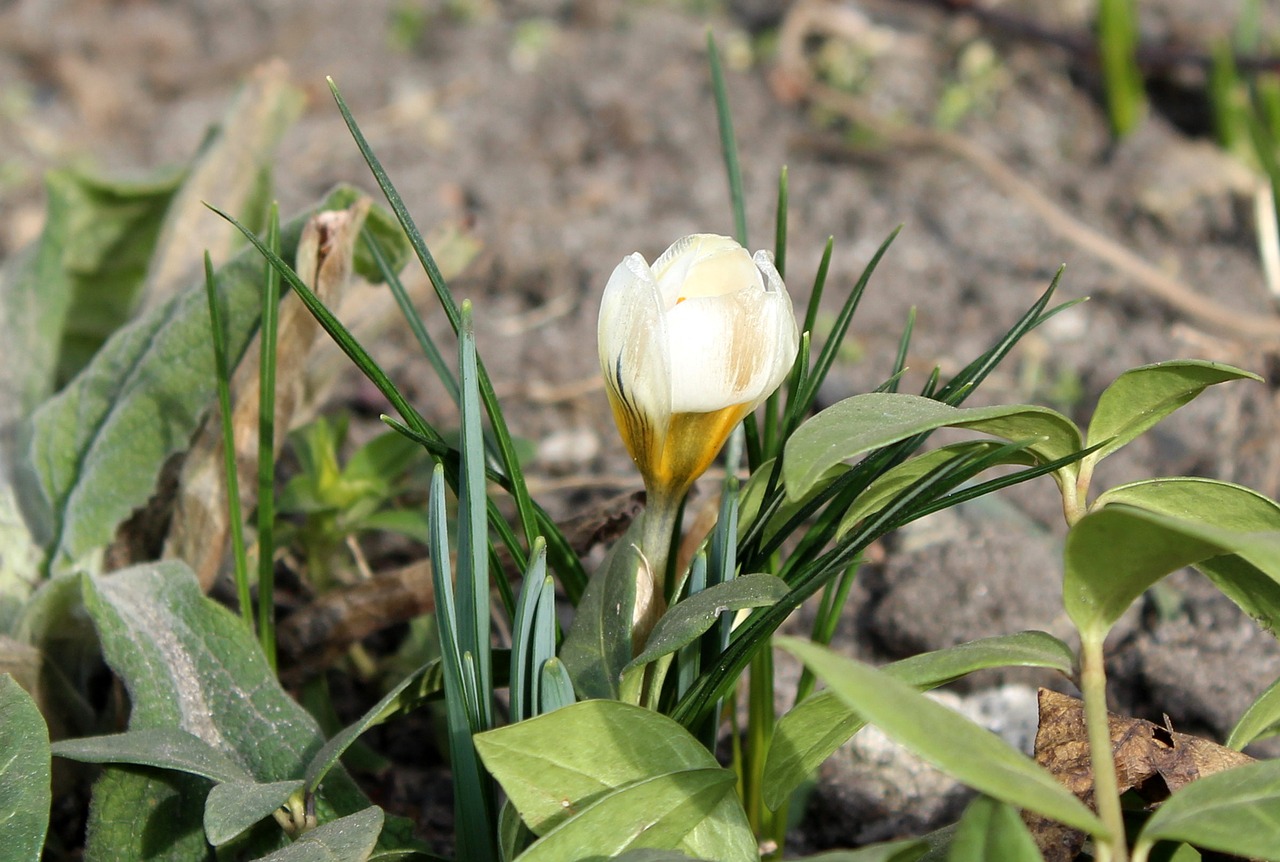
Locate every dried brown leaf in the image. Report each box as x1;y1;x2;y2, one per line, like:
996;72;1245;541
1027;688;1254;861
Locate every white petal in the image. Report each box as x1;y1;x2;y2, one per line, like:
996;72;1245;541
598;253;670;422
651;234;758;306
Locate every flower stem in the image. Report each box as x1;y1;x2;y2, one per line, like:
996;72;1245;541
633;492;681;650
1080;634;1127;862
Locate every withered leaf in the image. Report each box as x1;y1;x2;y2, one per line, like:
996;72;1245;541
1027;688;1254;862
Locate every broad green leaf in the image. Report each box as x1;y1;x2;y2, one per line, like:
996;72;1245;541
475;700;722;834
836;442;1036;538
1084;361;1260;466
18;186;372;575
1136;759;1280;859
560;521;642;699
52;166;186;381
86;767;212;861
79;560;370;860
1065;504;1280;640
792;838;928;861
254;806;384;862
764;631;1074;810
624;574;789;672
0;484;43;630
1094;478;1280;532
776;638;1105;837
0;167;176;432
0;674;50;861
947;796;1040;861
1229;674;1280;749
1094;479;1280;637
204;779;303;846
475;700;756;861
137;63;303;314
52;727;251;783
612;852;706;862
514;769;738;862
784;393;1081;500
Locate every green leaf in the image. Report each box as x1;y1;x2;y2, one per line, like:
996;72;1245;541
775;637;1105;837
791;838;927;861
514;769;738;862
304;661;440;793
18;186;370;575
737;457;847;545
560;521;643;700
1064;504;1280;640
1135;760;1280;859
764;631;1075;810
0;674;50;861
784;393;1081;500
1095;477;1280;532
1229;674;1280;749
52;727;252;783
1084;361;1260;467
78;560;370;860
947;796;1040;861
1093;478;1280;637
255;806;384;862
137;64;302;313
836;442;1037;538
624;574;789;672
611;852;706;862
204;779;303;846
475;700;756;862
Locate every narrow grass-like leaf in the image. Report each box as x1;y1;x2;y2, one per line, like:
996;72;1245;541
207;203;547;601
836;441;1036;539
255;806;384;862
204;779;303;845
457;301;494;721
0;674;50;860
1229;673;1280;749
790;228;900;431
362;228;459;405
625;575;787;673
510;541;547;724
1134;759;1280;859
202;252;252;627
258;204;281;669
1098;0;1147;137
52;727;252;783
764;631;1075;810
324;78;542;566
785;392;1081;500
1084;361;1260;467
777;638;1105;836
428;465;498;862
531;571;557;715
707;33;747;249
933;270;1067;407
677;436;1033;728
947;796;1041;861
538;657;575;714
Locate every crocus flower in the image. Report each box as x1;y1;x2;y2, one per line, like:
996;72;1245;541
599;233;799;501
598;234;799;646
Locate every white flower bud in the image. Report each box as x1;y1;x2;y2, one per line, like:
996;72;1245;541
598;234;800;500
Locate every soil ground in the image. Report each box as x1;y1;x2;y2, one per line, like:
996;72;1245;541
6;0;1280;855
